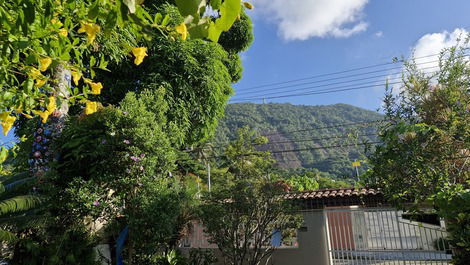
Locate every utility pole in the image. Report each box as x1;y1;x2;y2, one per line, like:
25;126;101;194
207;162;211;193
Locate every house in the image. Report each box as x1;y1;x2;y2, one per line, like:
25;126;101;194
179;188;452;265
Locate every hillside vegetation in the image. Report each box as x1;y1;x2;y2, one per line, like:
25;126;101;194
215;103;383;179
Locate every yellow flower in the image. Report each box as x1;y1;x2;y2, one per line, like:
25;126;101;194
22;113;33;119
35;78;47;88
131;47;148;66
51;18;63;27
85;101;98;115
58;28;68;37
78;22;101;44
29;68;41;79
39;57;52;72
243;2;254;9
71;71;82;86
0;114;16;136
47;96;56;113
32;110;51;123
90;82;103;95
84;79;103;95
0;112;8;121
175;23;188;41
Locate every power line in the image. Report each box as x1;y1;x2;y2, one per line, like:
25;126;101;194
233;64;439;98
235;50;465;92
211;132;377;149
260;133;377;146
230;81;403;102
260;120;385;137
231;54;470;101
267;142;381;155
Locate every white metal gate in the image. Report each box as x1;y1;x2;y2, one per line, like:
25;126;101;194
324;207;452;265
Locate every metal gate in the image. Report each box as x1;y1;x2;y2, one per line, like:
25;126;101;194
324;207;452;265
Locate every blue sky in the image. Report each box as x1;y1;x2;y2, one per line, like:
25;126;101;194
2;0;469;145
230;0;470;110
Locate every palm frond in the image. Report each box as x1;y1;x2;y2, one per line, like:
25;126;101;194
0;229;17;242
0;195;42;215
0;213;50;229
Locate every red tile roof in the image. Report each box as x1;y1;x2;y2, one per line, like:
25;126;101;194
285;187;381;200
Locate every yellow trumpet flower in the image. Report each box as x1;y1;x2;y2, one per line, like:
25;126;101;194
29;68;41;79
32;110;51;123
35;78;47;88
78;22;101;44
131;47;148;66
0;114;16;136
85;101;98;115
58;28;68;37
71;71;82;86
47;96;56;113
39;57;52;72
22;113;33;119
84;79;103;95
51;18;63;27
175;23;188;41
90;82;103;95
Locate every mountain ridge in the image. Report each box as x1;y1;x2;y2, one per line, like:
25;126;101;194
215;103;383;178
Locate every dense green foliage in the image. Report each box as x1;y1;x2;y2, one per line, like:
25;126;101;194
215;103;383;179
97;3;253;145
3;1;255;263
365;46;470;264
198;128;302;265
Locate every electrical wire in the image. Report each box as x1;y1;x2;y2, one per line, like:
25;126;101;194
235;50;466;92
234;63;439;97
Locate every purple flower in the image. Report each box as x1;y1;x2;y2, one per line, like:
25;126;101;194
130;156;140;162
140;153;145;158
92;200;100;206
101;139;107;144
123;140;131;145
123;112;128;115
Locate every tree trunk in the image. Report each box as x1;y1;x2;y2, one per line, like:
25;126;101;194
30;64;70;177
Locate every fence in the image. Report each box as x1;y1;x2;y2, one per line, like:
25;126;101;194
323;207;452;265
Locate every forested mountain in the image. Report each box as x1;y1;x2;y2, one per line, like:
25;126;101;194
215;103;384;179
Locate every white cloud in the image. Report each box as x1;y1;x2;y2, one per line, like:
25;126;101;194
375;31;383;38
412;28;469;71
254;0;369;41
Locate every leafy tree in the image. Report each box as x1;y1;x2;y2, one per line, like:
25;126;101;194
198;128;302;265
1;1;253;263
364;44;470;264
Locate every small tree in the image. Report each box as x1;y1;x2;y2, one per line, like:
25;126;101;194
198;128;301;265
365;44;470;264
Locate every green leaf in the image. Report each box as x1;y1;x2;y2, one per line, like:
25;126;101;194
208;22;222;42
175;0;201;17
188;23;209;39
161;15;170;27
0;195;41;215
208;0;240;42
23;0;35;25
154;13;162;24
0;148;8;164
90;56;96;67
210;0;222;10
123;0;136;14
88;2;100;20
215;0;240;32
0;229;17;242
